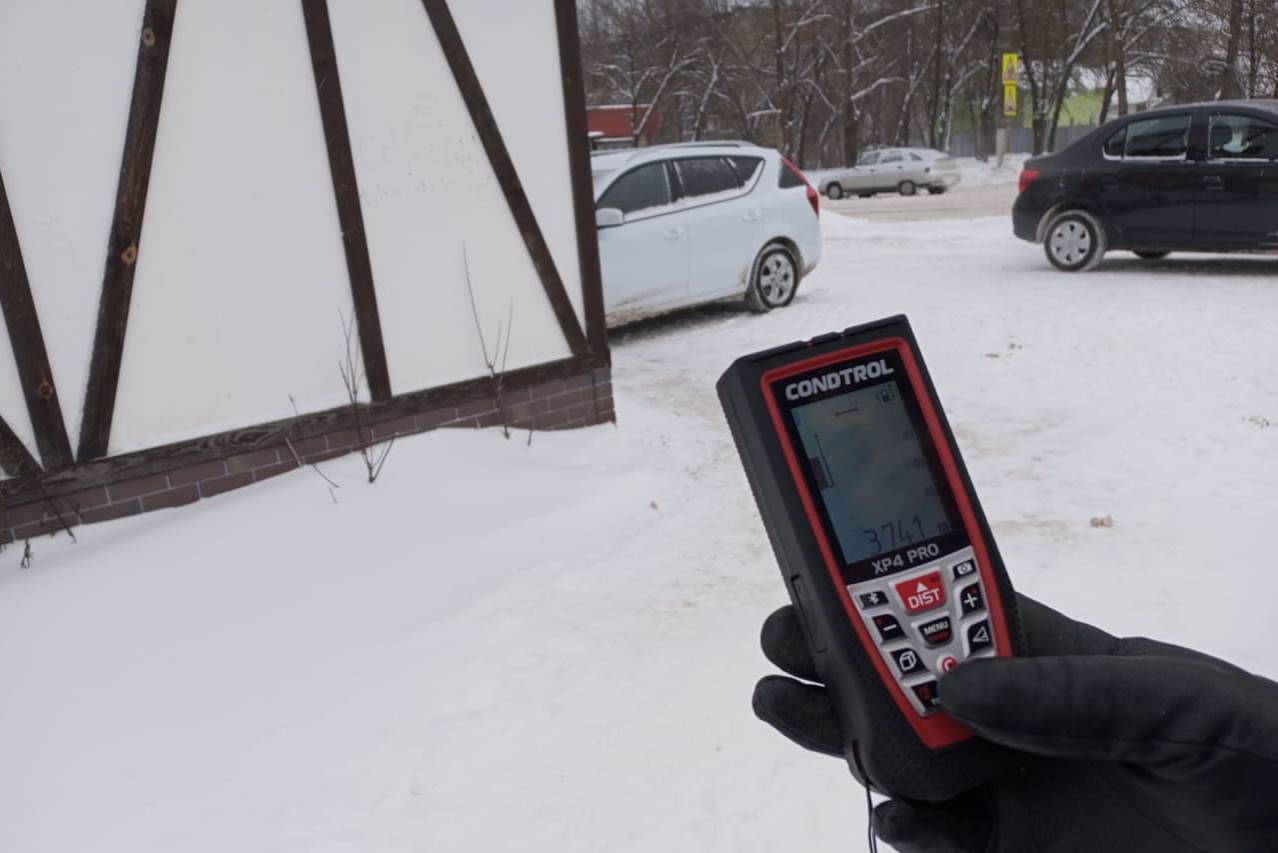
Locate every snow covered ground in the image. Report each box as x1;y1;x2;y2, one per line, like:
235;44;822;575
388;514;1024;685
4;213;1278;852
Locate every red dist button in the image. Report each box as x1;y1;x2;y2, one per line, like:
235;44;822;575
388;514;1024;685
895;571;946;615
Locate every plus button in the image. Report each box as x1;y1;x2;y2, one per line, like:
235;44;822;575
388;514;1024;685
959;583;985;616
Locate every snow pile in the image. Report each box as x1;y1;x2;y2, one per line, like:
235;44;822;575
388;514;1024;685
3;213;1277;852
956;153;1031;186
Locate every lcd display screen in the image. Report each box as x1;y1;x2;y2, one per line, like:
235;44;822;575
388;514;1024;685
790;379;957;565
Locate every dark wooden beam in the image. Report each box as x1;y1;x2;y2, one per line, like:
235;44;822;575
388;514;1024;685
554;0;609;355
420;0;589;357
300;0;393;401
0;167;74;469
0;412;39;478
2;349;607;505
78;0;178;461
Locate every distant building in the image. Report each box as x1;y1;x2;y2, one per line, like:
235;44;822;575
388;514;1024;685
586;104;660;149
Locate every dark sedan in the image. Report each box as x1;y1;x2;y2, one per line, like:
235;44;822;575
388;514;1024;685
1013;100;1278;271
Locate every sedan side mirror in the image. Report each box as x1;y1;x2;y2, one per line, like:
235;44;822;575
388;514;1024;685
596;207;624;228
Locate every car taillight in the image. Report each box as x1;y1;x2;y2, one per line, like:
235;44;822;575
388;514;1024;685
1018;168;1041;194
781;155;819;218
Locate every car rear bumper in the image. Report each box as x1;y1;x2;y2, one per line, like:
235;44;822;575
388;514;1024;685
1012;196;1041;243
801;230;822;274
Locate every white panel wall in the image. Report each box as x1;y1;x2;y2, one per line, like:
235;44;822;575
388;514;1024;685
328;0;574;396
448;0;585;327
0;0;147;447
2;0;588;461
109;0;358;454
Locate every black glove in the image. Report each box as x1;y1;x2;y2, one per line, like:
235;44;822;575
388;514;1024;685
754;594;1278;852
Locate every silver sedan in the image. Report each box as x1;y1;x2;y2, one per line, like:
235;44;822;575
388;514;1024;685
820;148;962;199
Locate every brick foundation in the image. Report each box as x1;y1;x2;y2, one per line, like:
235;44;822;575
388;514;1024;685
0;364;613;545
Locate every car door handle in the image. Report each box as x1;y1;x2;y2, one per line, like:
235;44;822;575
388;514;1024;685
742;210;760;222
663;227;686;240
1202;175;1224;190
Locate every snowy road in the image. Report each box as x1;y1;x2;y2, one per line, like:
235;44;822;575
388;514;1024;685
820;183;1016;221
3;214;1277;852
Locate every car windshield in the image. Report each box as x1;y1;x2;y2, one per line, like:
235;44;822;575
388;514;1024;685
857;151;880;166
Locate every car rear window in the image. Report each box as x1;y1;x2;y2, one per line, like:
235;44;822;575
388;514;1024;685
1207;113;1278;159
778;159;805;188
1122;115;1191;158
597;162;671;217
728;156;765;186
674;157;740;199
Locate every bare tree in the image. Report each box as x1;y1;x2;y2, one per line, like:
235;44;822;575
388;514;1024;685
578;0;1267;161
337;314;394;484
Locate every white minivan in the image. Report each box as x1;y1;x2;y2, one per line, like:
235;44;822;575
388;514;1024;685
592;142;822;325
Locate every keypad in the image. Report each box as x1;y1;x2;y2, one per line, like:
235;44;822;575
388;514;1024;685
847;546;999;716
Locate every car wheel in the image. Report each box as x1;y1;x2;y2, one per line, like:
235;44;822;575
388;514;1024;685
825;183;844;200
898;180;917;196
927;186;946;195
1044;210;1107;272
746;245;799;313
1133;250;1170;260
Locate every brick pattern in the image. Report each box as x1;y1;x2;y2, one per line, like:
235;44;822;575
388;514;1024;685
0;365;613;546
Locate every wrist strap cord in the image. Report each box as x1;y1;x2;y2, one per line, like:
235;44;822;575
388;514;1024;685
865;784;878;853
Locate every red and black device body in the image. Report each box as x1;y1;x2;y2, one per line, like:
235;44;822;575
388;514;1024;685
717;315;1025;802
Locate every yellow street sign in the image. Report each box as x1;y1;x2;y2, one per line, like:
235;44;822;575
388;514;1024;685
1001;53;1020;84
1003;83;1018;117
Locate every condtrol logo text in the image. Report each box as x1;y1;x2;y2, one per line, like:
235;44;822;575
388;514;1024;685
784;359;894;401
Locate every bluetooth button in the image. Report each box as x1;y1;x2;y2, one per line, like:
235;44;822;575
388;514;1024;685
857;590;888;610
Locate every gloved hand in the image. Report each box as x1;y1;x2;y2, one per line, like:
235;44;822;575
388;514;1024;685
754;594;1278;852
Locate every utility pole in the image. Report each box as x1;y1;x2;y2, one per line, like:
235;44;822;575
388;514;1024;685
995;0;1012;167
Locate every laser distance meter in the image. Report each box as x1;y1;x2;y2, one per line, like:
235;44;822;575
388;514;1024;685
718;315;1025;801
